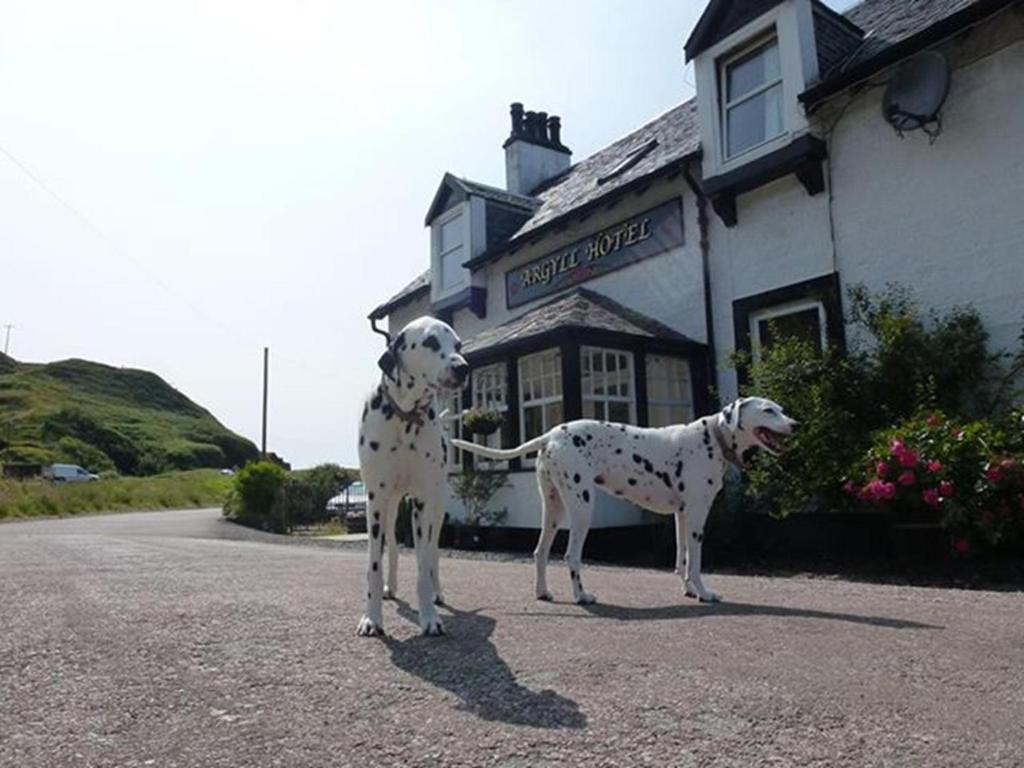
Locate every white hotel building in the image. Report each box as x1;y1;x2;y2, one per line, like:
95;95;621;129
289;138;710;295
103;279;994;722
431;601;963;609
370;0;1024;536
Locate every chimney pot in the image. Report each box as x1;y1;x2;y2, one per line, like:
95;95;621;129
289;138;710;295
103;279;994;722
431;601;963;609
509;102;524;137
524;111;539;140
547;115;562;148
536;112;549;144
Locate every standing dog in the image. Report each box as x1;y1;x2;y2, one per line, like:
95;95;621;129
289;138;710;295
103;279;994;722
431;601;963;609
453;397;796;604
356;317;468;637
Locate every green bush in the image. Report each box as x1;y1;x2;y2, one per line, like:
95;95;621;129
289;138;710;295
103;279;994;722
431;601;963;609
228;461;287;532
41;408;142;475
450;467;509;526
161;440;227;471
54;436;116;473
735;284;1024;519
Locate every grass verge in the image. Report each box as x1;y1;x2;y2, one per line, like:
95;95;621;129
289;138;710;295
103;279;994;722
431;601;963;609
0;469;233;519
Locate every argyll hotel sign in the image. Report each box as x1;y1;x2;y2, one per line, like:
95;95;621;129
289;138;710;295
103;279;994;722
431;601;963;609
505;199;684;309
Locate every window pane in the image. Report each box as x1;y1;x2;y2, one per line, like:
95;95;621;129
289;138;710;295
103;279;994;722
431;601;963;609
441;248;464;289
758;307;823;350
524;406;544;440
727;40;780;102
726;82;783;156
545;402;563;428
608;401;630;423
440;216;462;253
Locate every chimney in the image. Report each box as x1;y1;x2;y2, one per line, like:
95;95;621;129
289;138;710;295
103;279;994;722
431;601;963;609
503;102;571;196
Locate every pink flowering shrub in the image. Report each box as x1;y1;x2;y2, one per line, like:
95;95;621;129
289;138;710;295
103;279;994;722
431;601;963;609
845;412;1024;551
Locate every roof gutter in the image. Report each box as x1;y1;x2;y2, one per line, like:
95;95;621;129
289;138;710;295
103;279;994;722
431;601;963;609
463;148;703;273
800;0;1018;111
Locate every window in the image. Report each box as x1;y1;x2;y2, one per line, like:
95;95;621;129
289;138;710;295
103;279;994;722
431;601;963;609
439;214;464;291
581;347;635;424
442;391;463;471
721;37;784;159
646;355;694;427
750;299;827;362
471;363;508;465
518;348;563;463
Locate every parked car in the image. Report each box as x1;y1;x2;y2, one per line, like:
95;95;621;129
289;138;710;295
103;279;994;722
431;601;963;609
44;463;100;483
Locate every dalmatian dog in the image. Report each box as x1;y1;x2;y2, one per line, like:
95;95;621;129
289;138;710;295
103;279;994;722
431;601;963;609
355;316;468;637
453;397;796;604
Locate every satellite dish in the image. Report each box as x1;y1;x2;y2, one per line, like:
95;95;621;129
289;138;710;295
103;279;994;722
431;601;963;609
882;50;950;138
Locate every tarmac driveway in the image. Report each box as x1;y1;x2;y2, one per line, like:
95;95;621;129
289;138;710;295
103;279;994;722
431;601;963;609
1;509;1022;767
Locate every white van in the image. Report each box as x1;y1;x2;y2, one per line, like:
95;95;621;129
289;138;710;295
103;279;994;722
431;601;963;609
46;464;100;483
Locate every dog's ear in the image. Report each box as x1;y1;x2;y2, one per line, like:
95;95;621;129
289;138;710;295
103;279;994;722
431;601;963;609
728;398;749;431
377;349;396;380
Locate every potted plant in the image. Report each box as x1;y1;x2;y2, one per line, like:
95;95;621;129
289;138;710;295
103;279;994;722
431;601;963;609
461;408;505;437
449;466;509;549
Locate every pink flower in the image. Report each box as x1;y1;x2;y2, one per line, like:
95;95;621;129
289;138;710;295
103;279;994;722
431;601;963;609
890;439;906;456
985;466;1004;484
926;460;942;473
898;470;916;486
939;480;954;498
843;481;858;496
926;413;943;428
878;481;897;501
876;460;891;477
953;538;971;555
922;488;941;506
898;450;919;468
999;458;1018;471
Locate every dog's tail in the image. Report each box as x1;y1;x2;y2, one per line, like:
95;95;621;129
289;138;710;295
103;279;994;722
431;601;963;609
450;434;550;461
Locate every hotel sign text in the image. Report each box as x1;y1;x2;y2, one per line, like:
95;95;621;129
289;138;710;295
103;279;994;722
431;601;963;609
505;199;684;309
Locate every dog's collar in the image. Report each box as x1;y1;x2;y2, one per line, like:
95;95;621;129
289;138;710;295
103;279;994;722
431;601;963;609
379;380;427;427
712;417;743;470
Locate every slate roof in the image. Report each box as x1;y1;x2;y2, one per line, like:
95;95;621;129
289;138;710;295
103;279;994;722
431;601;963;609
368;270;430;320
462;288;701;356
464;99;702;270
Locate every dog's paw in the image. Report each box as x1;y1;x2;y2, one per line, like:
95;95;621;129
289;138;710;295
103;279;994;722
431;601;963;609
420;615;445;636
536;591;554;602
698;591;721;604
575;591;597;605
356;616;385;637
383;586;397;601
432;593;446;606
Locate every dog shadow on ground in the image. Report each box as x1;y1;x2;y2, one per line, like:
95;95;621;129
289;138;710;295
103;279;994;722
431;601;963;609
384;599;587;729
556;599;941;630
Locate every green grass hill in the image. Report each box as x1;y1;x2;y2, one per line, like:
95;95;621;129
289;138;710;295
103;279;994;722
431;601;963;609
0;352;259;475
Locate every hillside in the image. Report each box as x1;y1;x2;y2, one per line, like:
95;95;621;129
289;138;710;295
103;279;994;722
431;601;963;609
0;352;259;475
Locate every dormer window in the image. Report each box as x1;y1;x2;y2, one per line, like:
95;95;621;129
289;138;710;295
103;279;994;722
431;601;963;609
721;35;783;159
439;213;465;291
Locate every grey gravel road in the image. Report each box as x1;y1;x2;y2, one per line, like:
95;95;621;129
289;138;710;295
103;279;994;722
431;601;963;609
2;509;1023;768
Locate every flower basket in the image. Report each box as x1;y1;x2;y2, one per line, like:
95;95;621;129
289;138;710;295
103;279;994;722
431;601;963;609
462;408;504;437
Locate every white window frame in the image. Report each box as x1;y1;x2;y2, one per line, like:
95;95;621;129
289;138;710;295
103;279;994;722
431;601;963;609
645;354;694;427
442;391;463;472
580;346;636;424
719;34;784;162
518;348;563;467
438;209;466;292
471;362;508;468
749;298;827;363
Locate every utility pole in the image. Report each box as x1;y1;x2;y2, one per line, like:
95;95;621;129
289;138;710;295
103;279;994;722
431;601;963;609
261;347;269;458
2;325;12;356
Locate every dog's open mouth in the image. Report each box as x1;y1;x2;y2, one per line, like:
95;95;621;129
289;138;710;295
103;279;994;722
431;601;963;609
754;427;788;454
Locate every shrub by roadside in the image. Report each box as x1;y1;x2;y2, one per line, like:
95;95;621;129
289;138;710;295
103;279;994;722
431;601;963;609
223;461;356;534
0;469;233;519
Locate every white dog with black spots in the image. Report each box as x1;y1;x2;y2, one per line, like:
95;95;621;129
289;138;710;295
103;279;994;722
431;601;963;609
453;397;796;604
355;316;468;637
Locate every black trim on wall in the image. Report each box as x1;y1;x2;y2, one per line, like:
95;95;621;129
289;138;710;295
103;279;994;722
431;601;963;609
703;135;827;227
560;340;582;423
432;286;487;320
635;350;650;427
505;358;522;472
732;272;845;385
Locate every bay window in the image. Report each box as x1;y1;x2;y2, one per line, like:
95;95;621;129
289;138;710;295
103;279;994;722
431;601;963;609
646;355;694;427
581;346;635;424
518;348;563;463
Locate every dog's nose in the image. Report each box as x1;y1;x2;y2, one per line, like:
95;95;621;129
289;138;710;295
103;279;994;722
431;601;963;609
452;361;469;383
789;420;801;433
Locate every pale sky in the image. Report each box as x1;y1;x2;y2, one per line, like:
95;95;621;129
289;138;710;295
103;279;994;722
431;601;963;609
0;0;854;469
